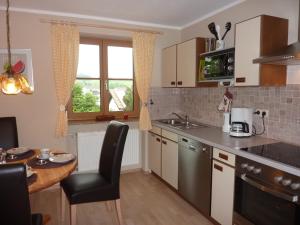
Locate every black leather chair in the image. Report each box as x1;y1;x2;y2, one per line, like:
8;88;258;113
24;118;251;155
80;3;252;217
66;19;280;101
0;117;19;149
0;163;43;225
60;121;129;225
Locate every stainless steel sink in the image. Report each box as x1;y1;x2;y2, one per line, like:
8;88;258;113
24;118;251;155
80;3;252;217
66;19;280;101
157;119;185;126
156;119;208;130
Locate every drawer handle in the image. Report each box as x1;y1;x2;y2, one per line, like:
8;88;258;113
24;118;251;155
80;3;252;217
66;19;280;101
219;153;228;161
236;77;246;83
162;140;167;145
214;163;223;172
177;81;183;85
171;81;176;85
156;138;161;142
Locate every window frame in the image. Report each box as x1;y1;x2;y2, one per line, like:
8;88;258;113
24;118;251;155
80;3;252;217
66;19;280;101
67;37;139;121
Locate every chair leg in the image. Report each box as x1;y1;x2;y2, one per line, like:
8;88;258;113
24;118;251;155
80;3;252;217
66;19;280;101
61;188;66;225
105;201;112;211
70;205;77;225
114;199;124;225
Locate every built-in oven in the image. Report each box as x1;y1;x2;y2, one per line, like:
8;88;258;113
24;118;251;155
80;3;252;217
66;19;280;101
234;156;300;225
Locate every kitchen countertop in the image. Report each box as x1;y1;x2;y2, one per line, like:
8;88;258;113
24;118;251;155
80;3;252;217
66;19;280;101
152;120;300;177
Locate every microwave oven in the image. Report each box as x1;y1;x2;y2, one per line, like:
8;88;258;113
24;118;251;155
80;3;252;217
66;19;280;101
198;47;235;81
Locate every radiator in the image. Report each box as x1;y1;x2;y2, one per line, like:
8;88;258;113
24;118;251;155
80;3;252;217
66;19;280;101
77;129;140;172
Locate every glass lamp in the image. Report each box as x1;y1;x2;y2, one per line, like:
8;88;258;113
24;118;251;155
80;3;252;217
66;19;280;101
1;0;33;95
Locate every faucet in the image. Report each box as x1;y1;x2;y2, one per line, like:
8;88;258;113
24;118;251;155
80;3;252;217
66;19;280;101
171;112;189;125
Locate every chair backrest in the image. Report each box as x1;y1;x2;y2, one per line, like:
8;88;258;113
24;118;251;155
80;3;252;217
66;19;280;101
99;121;129;183
0;117;19;150
0;163;32;225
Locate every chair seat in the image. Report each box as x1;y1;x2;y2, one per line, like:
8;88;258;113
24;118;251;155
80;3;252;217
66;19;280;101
61;173;120;204
32;214;43;225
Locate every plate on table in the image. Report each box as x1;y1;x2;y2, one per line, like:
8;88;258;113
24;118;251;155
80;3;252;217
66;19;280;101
49;154;75;164
7;147;30;155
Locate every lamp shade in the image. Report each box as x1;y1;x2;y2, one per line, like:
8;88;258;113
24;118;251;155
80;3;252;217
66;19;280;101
1;75;21;94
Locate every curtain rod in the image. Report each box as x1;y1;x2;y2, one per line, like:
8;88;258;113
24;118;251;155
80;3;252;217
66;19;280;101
39;18;163;35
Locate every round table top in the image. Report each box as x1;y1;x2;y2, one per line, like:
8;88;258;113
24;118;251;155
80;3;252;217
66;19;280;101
8;149;77;194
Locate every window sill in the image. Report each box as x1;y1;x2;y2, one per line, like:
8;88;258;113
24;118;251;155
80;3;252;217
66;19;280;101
68;117;139;126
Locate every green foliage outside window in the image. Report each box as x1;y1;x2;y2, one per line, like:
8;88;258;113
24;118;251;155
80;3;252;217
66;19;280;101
72;83;100;112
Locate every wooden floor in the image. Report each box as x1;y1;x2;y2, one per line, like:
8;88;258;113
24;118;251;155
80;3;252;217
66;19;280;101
30;171;212;225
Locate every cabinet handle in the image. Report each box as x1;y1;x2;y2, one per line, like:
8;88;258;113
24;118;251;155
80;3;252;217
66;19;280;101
156;138;161;142
236;77;246;83
177;81;183;85
171;81;176;85
214;163;223;172
162;140;167;145
219;153;228;161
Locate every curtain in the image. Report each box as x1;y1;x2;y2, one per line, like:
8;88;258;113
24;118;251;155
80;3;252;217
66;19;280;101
51;24;79;137
132;32;156;131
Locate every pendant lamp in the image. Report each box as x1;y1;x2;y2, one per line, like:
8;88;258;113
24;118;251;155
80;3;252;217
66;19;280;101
0;0;33;95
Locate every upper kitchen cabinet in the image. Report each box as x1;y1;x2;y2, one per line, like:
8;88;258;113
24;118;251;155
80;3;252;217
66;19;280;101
234;15;288;86
162;38;205;87
162;45;177;87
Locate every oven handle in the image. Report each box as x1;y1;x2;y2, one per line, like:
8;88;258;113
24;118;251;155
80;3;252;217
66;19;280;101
239;174;299;203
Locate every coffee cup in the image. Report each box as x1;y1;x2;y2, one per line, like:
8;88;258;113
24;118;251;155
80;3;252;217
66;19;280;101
40;148;50;160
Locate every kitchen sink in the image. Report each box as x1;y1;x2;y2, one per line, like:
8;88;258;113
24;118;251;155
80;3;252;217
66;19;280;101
157;119;185;126
156;119;208;130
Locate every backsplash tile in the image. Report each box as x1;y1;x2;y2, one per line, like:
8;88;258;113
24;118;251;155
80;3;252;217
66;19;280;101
150;85;300;146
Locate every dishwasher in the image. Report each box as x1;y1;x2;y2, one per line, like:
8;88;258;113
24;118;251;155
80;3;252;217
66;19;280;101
178;136;212;216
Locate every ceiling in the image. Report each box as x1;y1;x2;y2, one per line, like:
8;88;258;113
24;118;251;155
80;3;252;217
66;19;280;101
1;0;244;29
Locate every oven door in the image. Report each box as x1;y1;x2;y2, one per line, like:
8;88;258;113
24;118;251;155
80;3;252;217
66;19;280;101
234;174;300;225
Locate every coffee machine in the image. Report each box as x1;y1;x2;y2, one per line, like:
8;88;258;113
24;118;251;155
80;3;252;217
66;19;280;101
230;108;253;137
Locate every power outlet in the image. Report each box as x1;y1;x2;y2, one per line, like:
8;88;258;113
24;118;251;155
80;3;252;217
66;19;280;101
255;109;269;118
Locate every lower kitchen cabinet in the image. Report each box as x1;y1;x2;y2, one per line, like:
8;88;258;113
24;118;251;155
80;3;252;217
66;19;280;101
211;159;235;225
148;132;162;176
162;137;178;189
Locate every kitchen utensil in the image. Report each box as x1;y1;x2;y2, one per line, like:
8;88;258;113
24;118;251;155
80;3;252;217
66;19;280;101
230;108;253;137
208;22;219;40
216;25;221;40
221;22;232;40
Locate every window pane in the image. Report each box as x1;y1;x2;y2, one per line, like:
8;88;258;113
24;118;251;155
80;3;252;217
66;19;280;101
108;80;133;112
77;44;100;78
108;46;133;79
72;80;101;113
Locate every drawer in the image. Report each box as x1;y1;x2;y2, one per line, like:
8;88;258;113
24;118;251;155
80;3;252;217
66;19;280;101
162;129;178;142
150;126;161;136
213;148;235;167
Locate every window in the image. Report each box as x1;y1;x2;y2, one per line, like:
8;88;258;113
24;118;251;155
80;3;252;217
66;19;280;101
68;38;139;120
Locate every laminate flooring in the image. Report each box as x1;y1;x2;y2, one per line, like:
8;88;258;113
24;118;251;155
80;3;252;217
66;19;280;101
30;171;212;225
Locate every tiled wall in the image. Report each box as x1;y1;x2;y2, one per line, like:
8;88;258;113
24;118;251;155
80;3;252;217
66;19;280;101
149;87;181;120
149;85;300;146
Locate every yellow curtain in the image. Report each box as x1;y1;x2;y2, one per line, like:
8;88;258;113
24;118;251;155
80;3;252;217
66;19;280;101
51;24;79;137
132;32;156;130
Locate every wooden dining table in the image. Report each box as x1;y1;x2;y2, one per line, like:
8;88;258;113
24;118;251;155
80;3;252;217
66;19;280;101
8;149;77;194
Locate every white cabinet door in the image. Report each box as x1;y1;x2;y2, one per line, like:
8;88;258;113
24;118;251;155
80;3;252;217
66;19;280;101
211;160;235;225
235;16;261;86
148;132;162;176
162;45;177;87
177;39;197;87
162;138;178;189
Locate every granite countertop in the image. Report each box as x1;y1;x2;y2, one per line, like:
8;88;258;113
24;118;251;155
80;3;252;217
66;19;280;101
152;120;300;177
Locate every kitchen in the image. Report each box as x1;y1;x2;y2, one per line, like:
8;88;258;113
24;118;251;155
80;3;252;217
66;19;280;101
1;0;300;225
